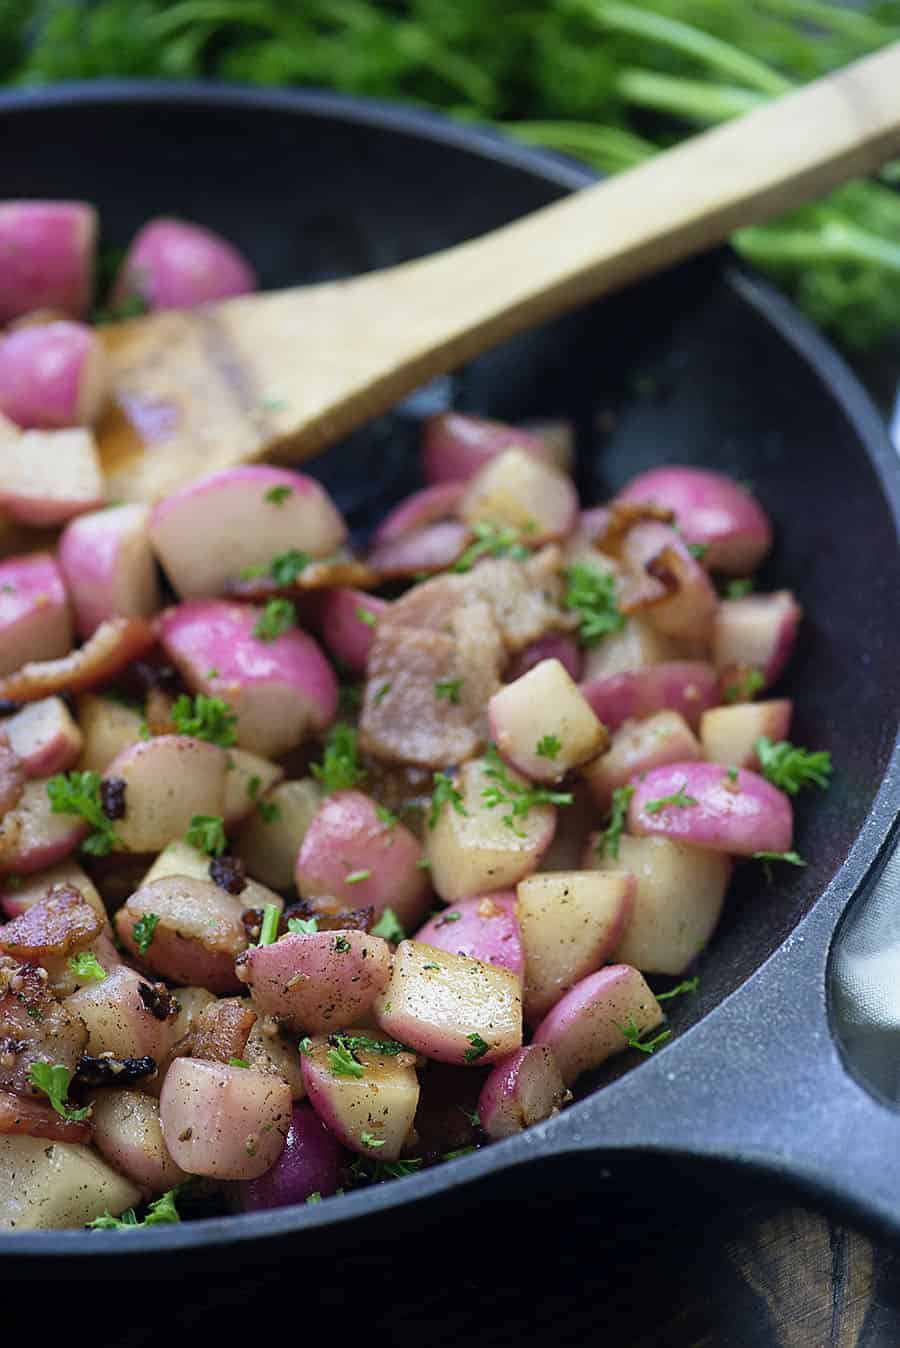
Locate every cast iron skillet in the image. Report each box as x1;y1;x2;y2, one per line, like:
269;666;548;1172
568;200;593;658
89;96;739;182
0;82;898;1266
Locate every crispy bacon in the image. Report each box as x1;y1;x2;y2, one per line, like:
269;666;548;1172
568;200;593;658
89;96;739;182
0;617;156;703
283;900;375;933
0;1089;91;1144
594;500;676;556
0;884;102;963
0;956;87;1096
176;997;257;1064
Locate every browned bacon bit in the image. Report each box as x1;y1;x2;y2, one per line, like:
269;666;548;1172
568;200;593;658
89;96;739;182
283;900;374;933
137;980;178;1022
224;551;379;601
209;854;247;896
0;1089;92;1144
0;616;156;703
100;776;127;820
177;998;257;1064
594;501;676;557
74;1054;157;1087
0;885;102;962
125;660;181;695
241;908;263;943
0;957;88;1096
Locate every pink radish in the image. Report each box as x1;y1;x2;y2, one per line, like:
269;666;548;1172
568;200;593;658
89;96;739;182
579;661;717;732
66;966;181;1063
368;521;471;579
237;1103;347;1209
115;876;247;994
0;201;97;323
713;592;801;688
533;964;665;1086
0;859;103;923
0;553;71;677
477;1044;568;1140
0;322;109;429
617;466;773;574
237;930;393;1033
700;700;793;769
414;893;524;978
0;779;88;874
505;635;582;684
580;614;678;683
0;420;104;527
581;710;701;810
149;465;347;600
373;482;465;544
489;658;607;784
628;760;793;856
111;217;256;311
91;1089;188;1193
315;589;388;675
620;521;718;643
160;1059;290;1180
301;1038;420;1160
459;448;578;544
158;600;338;759
1;697;82;778
58;504;160;639
422;412;561;485
103;735;228;854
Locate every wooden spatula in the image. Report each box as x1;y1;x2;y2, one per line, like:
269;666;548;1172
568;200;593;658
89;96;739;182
98;43;900;504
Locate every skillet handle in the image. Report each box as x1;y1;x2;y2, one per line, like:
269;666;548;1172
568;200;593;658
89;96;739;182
534;828;900;1242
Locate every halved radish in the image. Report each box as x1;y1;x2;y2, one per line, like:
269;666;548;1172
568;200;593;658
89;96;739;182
459;448;578;544
149;466;346;599
477;1044;569;1140
0;617;154;704
315;589;388;676
713;592;801;687
0;552;71;677
700;700;793;770
628;760;793;856
115;875;247;993
0;321;109;429
103;735;228;853
373;483;465;544
2;697;82;778
414;893;523;978
532;964;664;1085
222;748;284;828
236;778;322;891
374;940;522;1066
301;1037;419;1161
237;1103;346;1210
0;201;97;323
91;1089;188;1193
66;965;180;1062
76;692;144;773
489;658;607;784
58;504;160;639
580;662;717;733
0;423;104;527
367;521;471;580
619;522;718;643
581;710;701;810
111;217;256;312
421;412;559;485
158;600;337;758
236;931;393;1033
0;779;88;874
160;1058;290;1181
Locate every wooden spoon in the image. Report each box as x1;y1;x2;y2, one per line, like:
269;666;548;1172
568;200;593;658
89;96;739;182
98;43;900;503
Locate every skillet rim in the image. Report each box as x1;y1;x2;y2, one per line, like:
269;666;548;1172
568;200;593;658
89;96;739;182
0;78;897;1259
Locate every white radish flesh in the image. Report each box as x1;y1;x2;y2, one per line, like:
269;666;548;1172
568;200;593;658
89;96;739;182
2;697;82;778
477;1044;568;1140
76;692;144;773
103;735;228;853
222;748;284;828
91;1089;188;1193
580;614;679;682
620;522;718;643
160;1058;290;1180
58;504;160;639
533;964;664;1086
66;965;180;1062
0;1134;140;1232
301;1037;419;1160
581;710;701;810
141;838;282;915
236;778;322;890
700;700;793;770
713;592;801;687
236;930;393;1033
0;422;104;527
115;876;247;994
0;778;87;874
460;448;578;543
489;658;607;784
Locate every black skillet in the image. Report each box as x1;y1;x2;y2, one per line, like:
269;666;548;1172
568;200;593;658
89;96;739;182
0;82;898;1269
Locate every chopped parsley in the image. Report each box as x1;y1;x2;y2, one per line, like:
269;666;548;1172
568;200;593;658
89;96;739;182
434;677;464;704
375;806;397;828
228;1057;250;1069
356;606;378;628
331;1032;409;1057
373;681;392;707
463;1033;490;1063
594;784;635;860
311;722;366;794
655;976;700;1002
247;775;262;801
264;484;293;505
131;913;159;955
435;910;461;927
755;737;832;796
333;935;352;952
327;1044;364;1079
723;668;765;703
617;1014;671;1054
428;772;468;829
258;904;281;946
459;1106;481;1127
535;734;561;760
642;782;698;815
480;745;572;833
288;917;318;935
688;542;709;560
371;908;405;943
338;682;363;715
171;693;237;747
725;577;754;599
343;870;370;886
253;598;296;641
360;1130;386;1149
347;1155;423;1184
257;799;281;824
306;1192;322;1204
269;549;311;586
442;1146;477;1161
46;771;120;856
67;951;106;983
298;1037;313;1057
452;521;530;573
27;1062;89;1121
87;1186;182;1231
563;561;625;645
184;814;227;856
753;849;807;882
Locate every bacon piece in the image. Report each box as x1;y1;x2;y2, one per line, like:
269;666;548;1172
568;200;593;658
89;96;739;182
0;1088;91;1143
177;997;257;1064
594;500;676;557
282;901;374;933
0;616;156;703
0;956;88;1096
223;551;379;601
0;884;102;962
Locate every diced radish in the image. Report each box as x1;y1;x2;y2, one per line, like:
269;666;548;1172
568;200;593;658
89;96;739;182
91;1089;188;1193
160;1058;290;1180
375;940;522;1066
243;1013;306;1101
700;700;793;770
368;521;471;579
616;467;773;574
533;964;664;1085
0;779;88;874
141;839;282;916
628;761;793;856
517;871;634;1024
580;662;717;733
76;692;144;773
581;711;701;810
315;589;389;676
237;1103;347;1210
149;466;346;600
103;735;228;853
294;790;429;927
477;1044;568;1140
620;522;718;643
580;615;678;682
422;412;559;485
115;876;247;993
460;448;578;544
523;417;575;473
0;859;104;924
158;600;338;758
425;757;556;903
112;217;256;311
58;504;160;639
373;483;465;544
414;893;523;978
1;697;82;778
0;552;72;677
505;635;582;684
301;1038;419;1161
0;321;109;429
0;1134;140;1231
0;616;154;704
713;592;801;687
66;965;180;1062
489;658;607;784
0;201;97;323
587;833;730;975
236;778;322;890
222;748;284;828
236;930;393;1033
0;421;104;527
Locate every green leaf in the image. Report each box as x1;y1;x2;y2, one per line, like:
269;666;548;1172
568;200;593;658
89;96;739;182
171;693;237;747
327;1044;364;1079
535;734;561;760
428;771;468;830
655;975;699;1002
264;485;293;505
27;1062;89;1121
434;677;463;704
184;814;227;857
343;870;371;886
452;521;530;572
463;1032;489;1064
228;1057;250;1069
131;913;159;956
616;1013;671;1055
258;904;281;946
253;598;296;641
755;737;832;796
480;745;572;834
563;561;625;645
269;550;311;585
311;722;366;794
370;908;405;943
87;1186;182;1231
642;782;698;815
360;1130;386;1149
67;950;106;983
356;605;378;628
594;784;635;861
46;771;119;856
288;917;318;935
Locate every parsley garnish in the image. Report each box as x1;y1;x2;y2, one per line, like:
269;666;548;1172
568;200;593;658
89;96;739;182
753;849;807;881
27;1062;89;1121
265;485;293;505
463;1033;490;1063
371;908;405;943
68;951;106;983
306;1191;322;1204
253;597;296;641
442;1146;477;1161
288;917;318;935
723;668;765;703
327;1044;365;1078
535;734;561;760
171;693;237;747
356;606;377;628
459;1106;481;1127
480;746;572;833
257;799;281;824
270;549;311;585
360;1130;386;1149
311;722;366;794
452;521;530;573
347;1155;423;1184
375;806;397;828
617;1014;671;1054
725;577;754;598
87;1187;181;1231
184;814;227;856
755;737;832;796
298;1037;313;1056
688;542;709;560
247;775;262;800
258;904;281;946
428;772;468;829
339;682;363;715
334;935;352;952
332;1032;409;1057
435;677;463;704
643;782;698;815
594;784;635;860
132;913;159;955
655;976;700;1002
373;681;392;706
228;1057;250;1069
344;870;370;886
435;910;462;927
563;561;625;645
46;771;120;856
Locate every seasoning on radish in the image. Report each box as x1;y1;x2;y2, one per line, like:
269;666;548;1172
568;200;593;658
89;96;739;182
628;760;793;856
414;892;524;979
532;964;665;1086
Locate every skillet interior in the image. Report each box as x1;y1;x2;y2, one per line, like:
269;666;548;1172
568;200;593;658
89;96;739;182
0;83;898;1257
